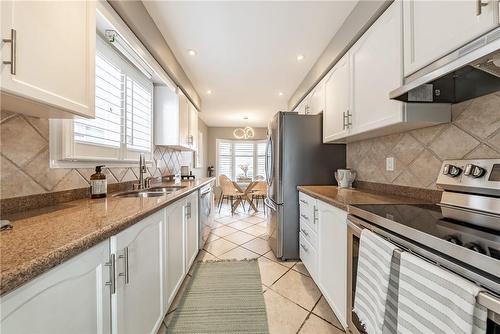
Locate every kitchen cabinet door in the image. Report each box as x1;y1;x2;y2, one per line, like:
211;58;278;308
188;102;199;151
323;54;350;143
185;192;199;270
178;92;190;149
403;0;499;76
1;241;111;334
166;199;186;305
111;210;164;334
349;0;403;136
317;200;347;329
0;0;95;118
308;81;325;115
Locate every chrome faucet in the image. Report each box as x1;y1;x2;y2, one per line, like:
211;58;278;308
138;153;147;190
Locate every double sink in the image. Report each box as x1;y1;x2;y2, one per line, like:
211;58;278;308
114;186;186;198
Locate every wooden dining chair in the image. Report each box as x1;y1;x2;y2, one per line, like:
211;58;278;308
218;174;246;215
249;181;267;214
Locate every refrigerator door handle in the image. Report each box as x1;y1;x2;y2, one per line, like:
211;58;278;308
265;136;273;187
264;197;277;211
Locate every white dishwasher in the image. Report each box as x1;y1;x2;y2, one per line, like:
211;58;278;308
198;183;214;249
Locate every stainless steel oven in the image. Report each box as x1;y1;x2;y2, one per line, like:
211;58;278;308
347;215;500;334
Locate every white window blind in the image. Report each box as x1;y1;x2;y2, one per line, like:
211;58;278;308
216;140;266;181
72;36;152;161
256;142;266;178
218;141;233;179
74;53;123;148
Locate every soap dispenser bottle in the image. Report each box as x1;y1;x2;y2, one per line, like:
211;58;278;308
90;165;107;198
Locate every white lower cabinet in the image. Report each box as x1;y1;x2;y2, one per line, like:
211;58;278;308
185;192;199;271
165;198;187;305
1;191;201;334
299;191;348;330
0;241;112;334
165;192;200;306
111;210;165;334
317;200;348;329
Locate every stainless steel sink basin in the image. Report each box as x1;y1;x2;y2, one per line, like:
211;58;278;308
113;186;186;198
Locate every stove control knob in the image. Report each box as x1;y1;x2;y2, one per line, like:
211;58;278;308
442;164;462;177
465;242;485;254
445;235;462;245
464;164;486;178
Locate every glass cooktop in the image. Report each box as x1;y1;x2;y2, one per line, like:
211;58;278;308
351;203;500;261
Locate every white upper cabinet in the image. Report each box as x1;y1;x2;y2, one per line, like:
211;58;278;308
323;54;350;143
322;0;450;143
1;241;111;334
154;87;196;151
188;101;199;151
0;0;95;118
111;210;164;334
296;99;307;114
308;81;325;115
349;0;403;136
403;0;499;76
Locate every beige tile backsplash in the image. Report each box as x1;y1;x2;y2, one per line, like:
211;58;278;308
0;112;186;199
347;92;500;189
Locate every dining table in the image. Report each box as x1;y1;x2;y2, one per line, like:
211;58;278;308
231;181;259;212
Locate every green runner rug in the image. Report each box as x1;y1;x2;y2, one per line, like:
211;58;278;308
166;260;269;334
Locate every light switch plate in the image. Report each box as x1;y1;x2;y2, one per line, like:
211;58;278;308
386;157;395;171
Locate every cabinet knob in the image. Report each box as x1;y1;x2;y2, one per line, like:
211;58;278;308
442;164;462;177
464;164;486;178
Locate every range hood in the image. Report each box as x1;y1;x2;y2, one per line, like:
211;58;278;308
390;27;500;103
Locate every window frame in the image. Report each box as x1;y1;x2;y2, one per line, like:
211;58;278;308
216;139;267;181
50;31;154;168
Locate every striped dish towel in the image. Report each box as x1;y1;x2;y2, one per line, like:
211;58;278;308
397;252;488;334
353;229;400;334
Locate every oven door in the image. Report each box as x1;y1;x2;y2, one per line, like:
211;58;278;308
347;218;366;334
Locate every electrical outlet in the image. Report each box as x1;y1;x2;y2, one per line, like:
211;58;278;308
386;157;395;171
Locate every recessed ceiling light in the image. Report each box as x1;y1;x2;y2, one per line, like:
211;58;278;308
296;54;305;61
206;90;212;95
188;49;197;56
243;116;249;120
278;92;284;96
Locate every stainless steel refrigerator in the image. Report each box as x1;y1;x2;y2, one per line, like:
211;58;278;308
264;112;346;260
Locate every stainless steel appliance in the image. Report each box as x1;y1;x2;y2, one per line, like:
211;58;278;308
390;27;500;103
347;159;500;334
199;182;214;249
264;112;346;260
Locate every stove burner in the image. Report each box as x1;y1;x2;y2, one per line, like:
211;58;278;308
465;242;486;254
445;235;462;245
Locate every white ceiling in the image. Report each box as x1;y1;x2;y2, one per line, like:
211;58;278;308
144;1;357;127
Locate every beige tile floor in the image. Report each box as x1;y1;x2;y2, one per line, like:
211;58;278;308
157;204;345;334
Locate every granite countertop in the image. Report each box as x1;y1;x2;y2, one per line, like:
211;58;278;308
297;185;429;211
0;177;215;296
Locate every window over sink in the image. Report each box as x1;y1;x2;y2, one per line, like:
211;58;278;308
49;7;169;168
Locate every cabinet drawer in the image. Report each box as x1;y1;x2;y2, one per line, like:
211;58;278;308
299;234;317;279
300;220;318;250
299;192;317;231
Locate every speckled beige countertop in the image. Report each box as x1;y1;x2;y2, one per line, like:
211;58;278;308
297;185;429;211
0;177;215;296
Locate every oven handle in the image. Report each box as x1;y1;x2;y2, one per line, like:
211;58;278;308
478;292;500;315
347;218;363;236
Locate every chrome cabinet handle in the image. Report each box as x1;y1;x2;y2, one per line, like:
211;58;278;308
299;199;307;205
3;29;16;75
300;243;309;253
105;254;116;294
476;0;488;15
300;214;309;221
342;111;347;130
346;109;352;128
300;228;309;236
118;247;129;284
186;202;192;219
313;206;318;223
